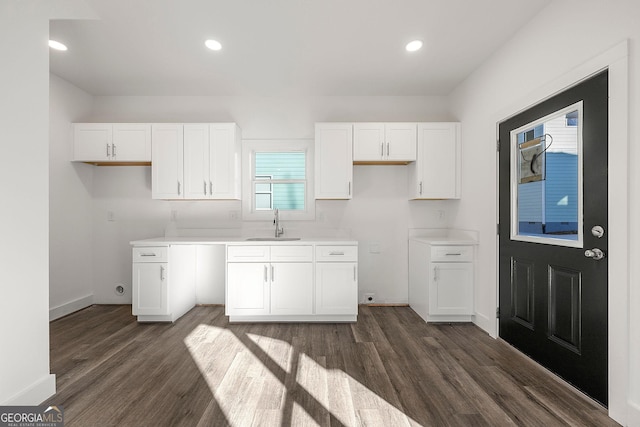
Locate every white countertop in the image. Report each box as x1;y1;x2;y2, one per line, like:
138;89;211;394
130;236;358;246
408;228;478;245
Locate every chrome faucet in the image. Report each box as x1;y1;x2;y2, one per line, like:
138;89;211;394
274;209;284;238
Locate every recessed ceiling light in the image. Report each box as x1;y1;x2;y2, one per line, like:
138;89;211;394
405;40;423;52
205;39;222;51
49;40;68;51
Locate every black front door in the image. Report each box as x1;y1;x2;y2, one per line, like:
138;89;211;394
498;71;608;405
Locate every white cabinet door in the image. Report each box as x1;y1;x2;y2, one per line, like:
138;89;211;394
183;124;210;199
315;262;358;315
386;123;417;162
152;124;184;199
353;123;416;162
270;263;313;315
210;123;241;199
112;124;151;161
429;262;473;315
353;123;385;161
410;123;460;199
315;123;353;199
226;263;270;315
73;123;112;161
132;263;168;316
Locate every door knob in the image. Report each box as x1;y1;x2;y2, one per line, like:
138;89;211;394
584;248;605;260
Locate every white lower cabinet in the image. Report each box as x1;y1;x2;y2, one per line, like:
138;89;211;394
226;243;358;322
132;245;196;322
409;239;474;322
133;262;168;316
270;263;313;315
227;261;314;316
226;245;313;318
315;262;357;315
226;262;270;315
429;262;473;316
315;245;358;315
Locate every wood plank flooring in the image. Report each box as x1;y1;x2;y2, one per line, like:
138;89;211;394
46;305;618;426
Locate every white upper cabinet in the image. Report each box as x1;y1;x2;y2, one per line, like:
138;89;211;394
409;122;461;200
209;123;241;199
315;123;353;199
353;122;416;163
152;124;184;199
73;123;151;163
161;123;241;200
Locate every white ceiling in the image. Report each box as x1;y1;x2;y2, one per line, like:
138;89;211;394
49;0;552;97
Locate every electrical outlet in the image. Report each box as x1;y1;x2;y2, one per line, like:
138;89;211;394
364;293;375;304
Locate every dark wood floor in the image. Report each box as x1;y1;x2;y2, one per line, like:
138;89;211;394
46;305;617;427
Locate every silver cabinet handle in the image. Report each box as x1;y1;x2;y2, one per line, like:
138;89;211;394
106;143;111;157
112;143;116;157
209;181;213;195
387;142;390;156
271;265;275;282
177;181;181;195
264;265;268;282
445;253;462;256
160;265;165;281
204;181;207;195
140;253;157;257
419;182;423;195
433;265;438;281
329;251;345;256
348;181;351;196
381;142;384;157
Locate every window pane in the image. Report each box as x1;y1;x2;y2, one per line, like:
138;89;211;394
272;183;305;210
255;193;272;210
513;106;581;244
255;182;272;192
255;152;305;180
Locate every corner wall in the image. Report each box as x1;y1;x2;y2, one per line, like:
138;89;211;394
49;74;95;320
449;0;639;424
0;3;56;405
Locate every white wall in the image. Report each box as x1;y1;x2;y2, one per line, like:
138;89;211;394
0;3;55;405
78;95;455;304
49;74;95;319
449;0;639;424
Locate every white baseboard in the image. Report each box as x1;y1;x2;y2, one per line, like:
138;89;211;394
1;374;56;405
49;294;93;321
627;399;640;427
474;311;498;338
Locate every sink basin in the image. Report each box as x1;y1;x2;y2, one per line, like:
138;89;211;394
245;237;302;241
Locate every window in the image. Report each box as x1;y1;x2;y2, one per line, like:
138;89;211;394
510;101;583;248
242;140;315;220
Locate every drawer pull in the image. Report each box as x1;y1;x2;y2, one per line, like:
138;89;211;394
140;253;157;257
445;253;462;256
329;251;345;256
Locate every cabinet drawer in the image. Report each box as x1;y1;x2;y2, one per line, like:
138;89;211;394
316;245;358;262
430;245;473;262
271;245;313;262
133;246;168;262
227;245;270;261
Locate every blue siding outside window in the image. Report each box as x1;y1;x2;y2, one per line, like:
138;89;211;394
254;152;306;210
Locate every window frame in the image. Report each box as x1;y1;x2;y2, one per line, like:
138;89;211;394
509;101;584;248
242;139;315;221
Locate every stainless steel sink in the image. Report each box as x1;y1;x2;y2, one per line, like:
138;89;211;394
245;237;301;241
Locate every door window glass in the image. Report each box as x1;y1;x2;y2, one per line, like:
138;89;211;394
510;101;583;247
